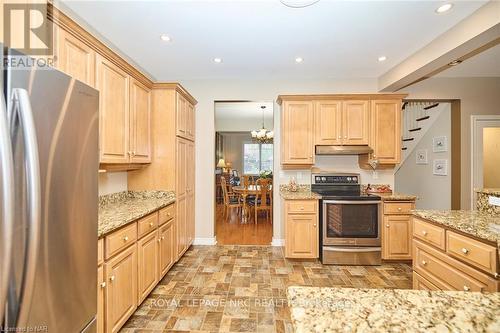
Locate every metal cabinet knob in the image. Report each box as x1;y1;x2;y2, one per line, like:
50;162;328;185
397;207;402;211
149;222;154;227
109;276;115;282
100;282;106;288
157;239;161;243
386;224;390;228
161;236;165;240
422;260;427;266
462;248;469;254
167;213;171;216
422;231;428;236
344;136;347;139
123;236;129;242
313;224;317;227
463;286;470;291
338;136;341;139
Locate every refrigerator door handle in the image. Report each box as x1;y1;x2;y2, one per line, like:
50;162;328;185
10;88;41;328
0;94;15;324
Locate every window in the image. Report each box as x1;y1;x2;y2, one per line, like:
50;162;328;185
243;143;273;175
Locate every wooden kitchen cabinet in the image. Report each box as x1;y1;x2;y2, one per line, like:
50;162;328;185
369;100;401;164
281;101;314;166
56;28;95;87
284;200;319;258
176;92;195;141
343;100;369;145
176;195;187;259
382;200;415;260
158;220;174;278
97;265;105;333
129;78;152;163
137;231;158;303
314;100;342;145
105;244;137;333
96;55;130;164
187;102;195;141
187;141;195;246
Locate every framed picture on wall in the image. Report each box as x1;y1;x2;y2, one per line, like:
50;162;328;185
416;149;428;164
433;136;448;152
433;159;448;176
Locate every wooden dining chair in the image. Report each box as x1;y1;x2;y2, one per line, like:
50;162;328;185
221;176;241;220
253;178;272;224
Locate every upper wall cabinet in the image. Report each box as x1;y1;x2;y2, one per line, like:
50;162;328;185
129;79;152;163
314;101;342;145
176;93;195;141
343;100;369;145
370;100;401;164
96;55;130;164
55;28;96;87
281;101;314;166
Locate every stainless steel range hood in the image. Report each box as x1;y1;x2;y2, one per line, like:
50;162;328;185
315;145;373;155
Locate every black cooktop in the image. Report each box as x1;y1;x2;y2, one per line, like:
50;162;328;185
311;185;381;201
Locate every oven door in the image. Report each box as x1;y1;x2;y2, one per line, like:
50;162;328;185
322;200;381;246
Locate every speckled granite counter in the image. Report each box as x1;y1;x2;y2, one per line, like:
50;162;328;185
477;188;500;196
279;185;322;200
412;210;500;248
377;193;417;201
476;189;500;215
287;286;500;333
98;190;176;238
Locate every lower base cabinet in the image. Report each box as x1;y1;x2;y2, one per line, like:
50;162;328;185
159;220;174;277
381;201;415;260
138;231;159;303
284;199;319;259
105;244;138;333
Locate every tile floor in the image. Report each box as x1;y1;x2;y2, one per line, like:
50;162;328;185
120;245;413;333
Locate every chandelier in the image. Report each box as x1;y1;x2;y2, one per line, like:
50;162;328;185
251;105;273;144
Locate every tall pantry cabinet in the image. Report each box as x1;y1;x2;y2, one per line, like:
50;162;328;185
128;84;197;260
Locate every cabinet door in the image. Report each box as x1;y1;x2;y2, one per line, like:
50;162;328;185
97;265;105;333
176;138;188;197
176;195;187;258
382;215;411;260
370;100;401;164
129;79;151;163
282;101;314;165
159;220;174;277
186;141;195;246
186;102;195;141
314;100;342;145
56;28;95;87
105;245;137;333
137;231;158;303
285;214;318;258
176;93;188;138
343;100;369;145
96;55;130;164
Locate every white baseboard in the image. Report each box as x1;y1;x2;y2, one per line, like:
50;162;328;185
193;237;218;246
271;238;284;246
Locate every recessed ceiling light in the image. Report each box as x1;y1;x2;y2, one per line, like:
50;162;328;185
448;59;462;66
214;58;223;63
160;34;171;42
281;0;321;8
295;57;304;63
378;56;387;62
435;3;453;14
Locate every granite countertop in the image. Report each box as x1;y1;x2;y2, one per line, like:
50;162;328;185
279;185;322;200
476;188;500;196
412;210;500;248
287;286;500;333
99;190;176;238
376;193;417;201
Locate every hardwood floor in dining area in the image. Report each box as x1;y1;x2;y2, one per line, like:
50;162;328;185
216;204;273;245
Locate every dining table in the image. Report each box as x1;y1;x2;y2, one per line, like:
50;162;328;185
232;185;272;223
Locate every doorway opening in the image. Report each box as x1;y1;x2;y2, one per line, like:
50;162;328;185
214;101;274;245
471;115;500;208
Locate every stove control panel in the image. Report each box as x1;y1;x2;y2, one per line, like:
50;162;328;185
312;173;360;185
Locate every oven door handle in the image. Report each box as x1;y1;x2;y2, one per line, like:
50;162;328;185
322;200;381;205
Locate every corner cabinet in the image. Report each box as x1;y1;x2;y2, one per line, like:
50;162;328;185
284;199;319;258
281;101;314;167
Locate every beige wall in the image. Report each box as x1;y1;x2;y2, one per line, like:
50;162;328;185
483;127;500;188
220;132;252;174
404;77;500;209
182;78;381;241
98;172;127;196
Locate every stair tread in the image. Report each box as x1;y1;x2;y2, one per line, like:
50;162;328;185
416;116;430;121
409;127;422;132
424;103;439;110
402;138;415;142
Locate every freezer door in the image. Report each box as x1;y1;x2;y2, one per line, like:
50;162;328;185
7;60;99;332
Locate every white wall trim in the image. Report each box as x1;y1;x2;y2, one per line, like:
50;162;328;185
193;237;218;246
271;238;284;246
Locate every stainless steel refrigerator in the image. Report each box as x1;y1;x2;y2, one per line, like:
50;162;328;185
1;47;99;332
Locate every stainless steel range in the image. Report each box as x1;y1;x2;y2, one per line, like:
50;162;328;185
312;172;382;265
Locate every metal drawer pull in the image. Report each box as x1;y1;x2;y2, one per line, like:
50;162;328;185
123;236;129;242
149;222;154;227
386;224;390;228
397;207;402;211
109;276;115;282
463;286;470;291
161;236;165;240
421;260;427;266
100;282;106;288
461;248;469;254
422;231;428;236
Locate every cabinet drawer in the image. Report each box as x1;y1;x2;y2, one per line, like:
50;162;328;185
413;272;440;291
138;212;158;238
159;204;175;225
413;218;445;250
105;223;138;259
446;231;498;275
98;238;104;266
413;240;498;292
286;200;317;214
384;202;413;214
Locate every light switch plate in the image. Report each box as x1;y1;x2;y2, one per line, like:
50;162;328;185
488;196;500;207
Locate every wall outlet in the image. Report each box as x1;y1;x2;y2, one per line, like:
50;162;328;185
488;196;500;207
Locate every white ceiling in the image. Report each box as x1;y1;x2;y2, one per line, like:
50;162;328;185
60;0;487;81
436;44;500;77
